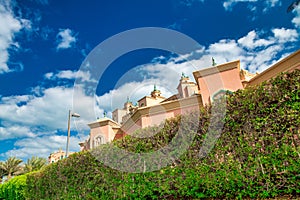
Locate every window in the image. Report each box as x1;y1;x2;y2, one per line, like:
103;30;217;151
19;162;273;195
93;135;104;148
212;89;232;101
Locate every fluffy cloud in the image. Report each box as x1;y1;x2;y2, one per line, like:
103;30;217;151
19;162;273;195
0;86;103;130
292;6;300;28
237;31;273;49
0;1;28;74
1;135;81;159
0;87;73;130
272;28;298;42
0;125;35;141
44;69;97;83
56;29;77;50
0;82;103;160
203;28;297;72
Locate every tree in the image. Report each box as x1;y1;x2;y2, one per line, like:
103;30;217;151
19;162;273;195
0;157;23;181
23;156;47;173
0;166;5;183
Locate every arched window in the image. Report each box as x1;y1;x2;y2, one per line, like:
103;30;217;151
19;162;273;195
212;89;232;101
93;135;104;148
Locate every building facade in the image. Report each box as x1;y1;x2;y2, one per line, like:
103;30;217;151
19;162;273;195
48;149;74;163
79;49;300;151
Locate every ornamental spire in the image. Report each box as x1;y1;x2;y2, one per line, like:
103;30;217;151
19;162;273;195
212;57;217;66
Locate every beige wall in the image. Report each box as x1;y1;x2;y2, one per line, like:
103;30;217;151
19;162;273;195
88;119;120;149
112;109;127;124
48;149;72;163
178;82;198;98
121;95;202;134
247;49;300;86
138;96;165;107
193;60;244;105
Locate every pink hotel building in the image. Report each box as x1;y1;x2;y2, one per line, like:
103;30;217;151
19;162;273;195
79;49;300;151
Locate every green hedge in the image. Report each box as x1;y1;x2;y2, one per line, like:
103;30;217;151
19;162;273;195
21;69;300;199
0;174;27;200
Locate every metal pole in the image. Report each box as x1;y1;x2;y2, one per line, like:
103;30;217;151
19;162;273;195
66;110;71;157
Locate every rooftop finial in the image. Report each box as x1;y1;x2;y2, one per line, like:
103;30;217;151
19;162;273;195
212;57;217;66
181;72;189;79
154;84;157;91
127;96;130;102
103;111;107;118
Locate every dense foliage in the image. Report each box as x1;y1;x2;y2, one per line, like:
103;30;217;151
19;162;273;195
0;174;26;200
4;70;300;199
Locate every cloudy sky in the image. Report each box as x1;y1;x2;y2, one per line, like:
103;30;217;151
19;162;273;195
0;0;299;161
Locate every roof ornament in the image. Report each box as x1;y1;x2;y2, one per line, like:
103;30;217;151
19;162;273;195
181;72;189;78
212;57;217;66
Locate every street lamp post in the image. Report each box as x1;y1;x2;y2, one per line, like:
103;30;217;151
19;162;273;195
66;110;80;157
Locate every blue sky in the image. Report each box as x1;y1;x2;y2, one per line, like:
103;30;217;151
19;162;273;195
0;0;299;161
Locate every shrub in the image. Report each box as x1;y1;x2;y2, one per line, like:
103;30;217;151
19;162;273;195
25;70;300;199
0;174;27;200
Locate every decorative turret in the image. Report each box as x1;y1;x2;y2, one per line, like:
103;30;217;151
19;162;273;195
151;84;161;98
177;72;198;98
124;96;133;111
180;72;189;82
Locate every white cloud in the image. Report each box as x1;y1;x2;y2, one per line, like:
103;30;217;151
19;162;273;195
0;81;103;160
209;39;243;57
56;29;77;50
1;135;81;160
0;87;72;130
272;28;298;42
237;31;273;49
44;69;97;83
0;125;35;141
0;86;101;131
201;28;297;72
292;6;300;28
0;1;27;74
44;72;54;79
